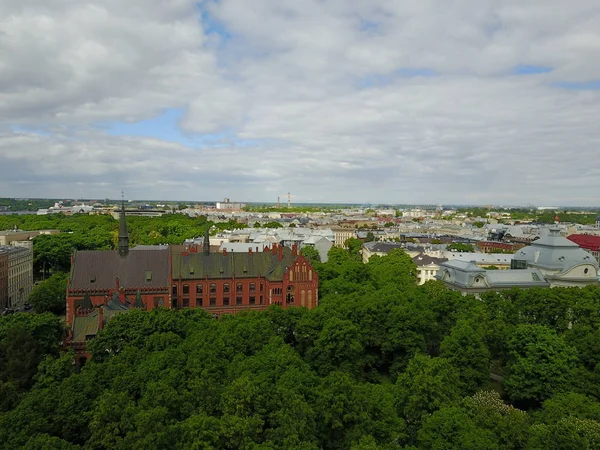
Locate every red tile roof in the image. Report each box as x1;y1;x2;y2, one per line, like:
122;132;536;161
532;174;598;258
567;234;600;251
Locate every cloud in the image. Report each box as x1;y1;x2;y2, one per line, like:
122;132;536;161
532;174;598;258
1;0;600;205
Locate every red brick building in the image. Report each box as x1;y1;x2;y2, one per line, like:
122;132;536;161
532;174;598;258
477;241;523;253
64;204;318;361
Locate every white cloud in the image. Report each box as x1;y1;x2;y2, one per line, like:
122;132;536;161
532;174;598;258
1;0;600;204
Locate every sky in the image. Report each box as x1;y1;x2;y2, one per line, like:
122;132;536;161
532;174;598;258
1;0;600;206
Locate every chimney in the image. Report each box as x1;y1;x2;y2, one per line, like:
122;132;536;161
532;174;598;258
223;248;227;256
249;247;253;254
292;244;298;257
98;307;104;330
278;246;283;261
204;227;210;256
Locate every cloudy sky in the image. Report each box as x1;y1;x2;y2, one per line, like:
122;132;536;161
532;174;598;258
2;0;600;206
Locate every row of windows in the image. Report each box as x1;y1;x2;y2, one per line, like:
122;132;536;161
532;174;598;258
174;282;264;296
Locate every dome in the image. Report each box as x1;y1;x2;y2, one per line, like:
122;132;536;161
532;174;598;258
513;228;598;272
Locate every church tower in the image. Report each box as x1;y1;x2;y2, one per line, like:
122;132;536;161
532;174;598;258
118;194;129;258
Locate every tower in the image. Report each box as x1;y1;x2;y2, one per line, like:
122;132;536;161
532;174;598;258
118;193;129;258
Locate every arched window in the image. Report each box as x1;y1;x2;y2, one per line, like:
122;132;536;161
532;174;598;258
210;283;216;294
223;283;230;293
183;284;189;294
250;282;256;292
289;270;293;282
196;284;203;294
237;283;243;293
309;270;312;281
301;289;306;307
307;290;312;308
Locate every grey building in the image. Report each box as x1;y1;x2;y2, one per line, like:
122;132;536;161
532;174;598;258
436;228;598;293
1;245;33;309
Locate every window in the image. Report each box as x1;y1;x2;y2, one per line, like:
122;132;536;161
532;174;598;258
250;296;255;305
236;296;242;305
210;297;216;306
250;282;256;292
260;283;264;292
183;284;189;294
237;283;243;293
196;284;203;294
585;268;589;274
172;285;177;296
224;283;230;293
286;293;294;304
183;298;190;308
210;283;216;294
259;295;263;305
223;297;229;306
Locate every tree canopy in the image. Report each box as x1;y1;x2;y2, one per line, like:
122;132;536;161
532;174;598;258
2;221;600;448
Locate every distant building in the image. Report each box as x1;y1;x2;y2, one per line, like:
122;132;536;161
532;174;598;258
332;227;356;247
0;229;60;246
413;254;448;285
361;242;405;263
216;198;246;210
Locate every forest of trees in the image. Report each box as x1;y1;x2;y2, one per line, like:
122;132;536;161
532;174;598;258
2;215;600;448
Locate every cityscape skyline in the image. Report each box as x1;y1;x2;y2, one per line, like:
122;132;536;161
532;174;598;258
2;1;600;205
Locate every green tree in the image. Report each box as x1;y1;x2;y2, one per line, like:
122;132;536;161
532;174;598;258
395;354;462;437
307;317;364;376
440;320;490;394
301;246;321;265
503;325;578;405
28;272;68;314
264;221;283;228
417;406;499;449
447;243;475;252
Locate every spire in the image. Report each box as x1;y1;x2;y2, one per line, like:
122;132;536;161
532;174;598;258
118;191;129;258
204;226;210;256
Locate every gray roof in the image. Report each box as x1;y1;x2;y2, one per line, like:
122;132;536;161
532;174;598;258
485;269;548;286
514;228;598;271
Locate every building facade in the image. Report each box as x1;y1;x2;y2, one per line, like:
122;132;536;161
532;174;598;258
0;245;34;309
0;250;8;310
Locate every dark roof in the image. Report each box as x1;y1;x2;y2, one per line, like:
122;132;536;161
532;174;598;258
171;246;297;281
70;249;170;290
365;242;405;253
412;254;448;266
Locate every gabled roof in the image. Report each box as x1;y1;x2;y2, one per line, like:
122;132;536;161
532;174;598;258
412;254;448;267
70;248;170;290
